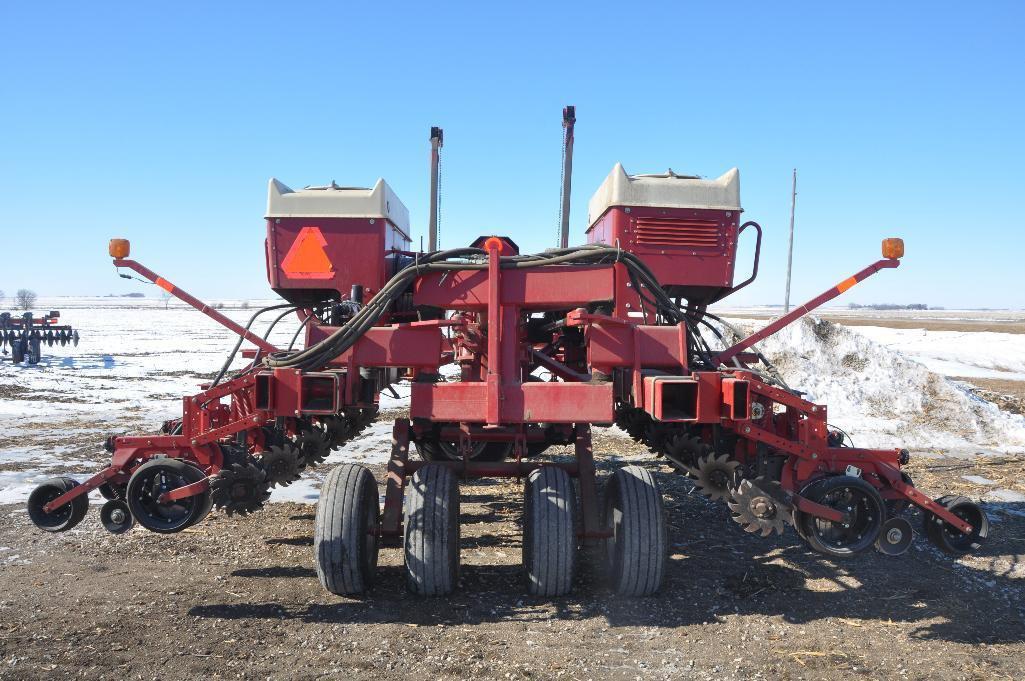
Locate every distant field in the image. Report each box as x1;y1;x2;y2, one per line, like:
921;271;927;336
719;310;1025;335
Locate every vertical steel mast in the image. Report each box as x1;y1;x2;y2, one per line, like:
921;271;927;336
559;106;576;248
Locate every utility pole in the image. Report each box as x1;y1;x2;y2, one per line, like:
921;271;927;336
784;168;797;313
428;126;443;252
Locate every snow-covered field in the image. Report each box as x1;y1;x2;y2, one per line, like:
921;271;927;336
844;326;1025;380
2;297;1024;506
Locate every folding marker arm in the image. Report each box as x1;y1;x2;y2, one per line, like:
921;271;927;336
108;238;280;354
715;239;904;365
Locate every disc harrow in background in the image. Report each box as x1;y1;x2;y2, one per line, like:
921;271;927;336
1;310;80;365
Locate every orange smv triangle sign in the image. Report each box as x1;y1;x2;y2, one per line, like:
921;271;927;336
281;226;335;280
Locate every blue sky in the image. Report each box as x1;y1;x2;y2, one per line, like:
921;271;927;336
1;2;1022;308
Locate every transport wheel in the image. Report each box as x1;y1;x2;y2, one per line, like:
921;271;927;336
125;459;210;534
28;336;41;364
314;464;380;595
416;439;513;463
923;495;989;555
404;463;460;596
523;467;576;597
100;499;135;534
27;477;89;532
798;475;884;557
11;339;25;364
602;465;667;597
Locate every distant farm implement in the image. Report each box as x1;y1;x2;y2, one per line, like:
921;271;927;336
1;311;79;365
27;109;988;599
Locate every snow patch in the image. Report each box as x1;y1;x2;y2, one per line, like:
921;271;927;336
727;317;1025;453
988;489;1025;503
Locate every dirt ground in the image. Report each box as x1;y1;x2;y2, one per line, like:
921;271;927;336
2;429;1025;681
955;378;1025;416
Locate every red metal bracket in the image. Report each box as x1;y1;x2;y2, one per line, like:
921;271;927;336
575;424;611;540
877;464;973;534
378;419;411;538
792;493;847;523
42;465;122;514
565;308;637;328
157;477;211;504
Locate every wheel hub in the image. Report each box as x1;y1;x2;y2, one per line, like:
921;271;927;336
727;477;791;537
688;453;741;502
750;496;775;519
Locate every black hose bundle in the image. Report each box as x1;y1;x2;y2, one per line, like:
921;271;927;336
259;243;779;383
262;244;706;371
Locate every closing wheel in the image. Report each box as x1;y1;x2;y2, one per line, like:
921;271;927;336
125;459;210;534
875;516;913;556
603;465;667;597
923;495;989;555
314;464;380;595
27;477;89;532
404;463;460;596
798;475;884;557
100;499;135;534
523;467;576;597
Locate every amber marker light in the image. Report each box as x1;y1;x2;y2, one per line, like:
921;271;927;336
882;238;904;260
483;236;505;254
109;238;131;258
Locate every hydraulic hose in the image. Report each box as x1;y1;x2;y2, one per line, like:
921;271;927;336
211;302;296;388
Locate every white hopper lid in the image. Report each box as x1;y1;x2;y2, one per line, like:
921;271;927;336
588;164;741;225
266;178;411;237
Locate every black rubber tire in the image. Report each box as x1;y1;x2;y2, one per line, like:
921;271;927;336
125;459;209;534
798;475;884;557
27;477;89;532
191;484;215;527
523;467;576;597
921;494;958;542
28;336;41;365
923;495;989;555
416;440;513;463
404;463;460;596
314;464;380;595
11;339;25;364
603;465;667;597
